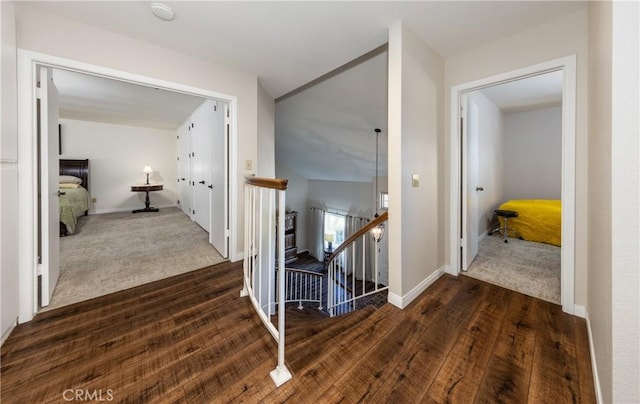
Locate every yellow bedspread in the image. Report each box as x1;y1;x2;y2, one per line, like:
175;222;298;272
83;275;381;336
498;200;561;246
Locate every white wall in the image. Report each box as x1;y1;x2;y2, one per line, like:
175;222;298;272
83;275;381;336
307;179;373;219
503;106;562;201
444;9;589;306
257;81;275;177
14;4;261;258
610;2;639;402
589;2;640;402
587;4;613;401
1;1;19;343
468;92;504;236
275;163;309;252
60;119;178;214
388;22;444;301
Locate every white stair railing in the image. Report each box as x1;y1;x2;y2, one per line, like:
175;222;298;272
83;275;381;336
241;177;292;387
284;268;323;310
327;212;389;317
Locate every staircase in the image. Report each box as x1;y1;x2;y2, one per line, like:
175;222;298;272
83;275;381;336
261;303;401;402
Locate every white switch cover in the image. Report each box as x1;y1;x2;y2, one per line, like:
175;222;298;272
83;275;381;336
245;160;253;170
412;174;420;187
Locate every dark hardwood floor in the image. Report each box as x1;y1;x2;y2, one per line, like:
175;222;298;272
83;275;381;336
1;261;595;403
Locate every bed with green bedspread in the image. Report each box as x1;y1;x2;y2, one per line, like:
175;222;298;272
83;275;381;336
59;186;90;235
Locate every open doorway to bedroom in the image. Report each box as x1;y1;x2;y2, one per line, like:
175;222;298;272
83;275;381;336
38;66;230;310
460;70;563;304
450;56;577;314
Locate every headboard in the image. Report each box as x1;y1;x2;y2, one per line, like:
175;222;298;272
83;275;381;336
59;159;89;191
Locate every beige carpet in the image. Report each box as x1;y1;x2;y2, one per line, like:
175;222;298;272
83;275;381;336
464;234;561;304
46;207;225;310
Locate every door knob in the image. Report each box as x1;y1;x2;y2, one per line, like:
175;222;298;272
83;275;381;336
476;187;484;191
199;180;205;184
208;185;213;189
181;178;186;181
57;191;66;196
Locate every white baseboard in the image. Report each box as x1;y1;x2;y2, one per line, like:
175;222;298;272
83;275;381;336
1;319;17;347
574;304;586;319
585;309;603;403
387;266;446;309
93;204;177;215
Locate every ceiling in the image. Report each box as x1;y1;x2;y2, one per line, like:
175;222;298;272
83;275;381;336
53;68;205;130
19;1;586;99
19;1;583;182
479;70;563;112
276;52;388;182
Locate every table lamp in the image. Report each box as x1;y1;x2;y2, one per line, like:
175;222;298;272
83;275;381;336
143;165;152;184
325;233;334;250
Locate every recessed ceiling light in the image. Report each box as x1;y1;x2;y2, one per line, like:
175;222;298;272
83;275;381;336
150;3;175;22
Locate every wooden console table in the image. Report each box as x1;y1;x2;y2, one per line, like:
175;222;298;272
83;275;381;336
131;184;163;213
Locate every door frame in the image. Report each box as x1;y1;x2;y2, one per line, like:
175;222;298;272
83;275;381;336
448;55;577;314
17;49;238;323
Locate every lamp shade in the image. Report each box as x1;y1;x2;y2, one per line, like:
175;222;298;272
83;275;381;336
324;233;334;243
143;165;153;174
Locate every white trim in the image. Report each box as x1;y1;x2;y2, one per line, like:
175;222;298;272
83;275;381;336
17;49;240;322
585;310;604;404
573;304;586;319
449;55;577;315
387;266;446;309
1;319;18;346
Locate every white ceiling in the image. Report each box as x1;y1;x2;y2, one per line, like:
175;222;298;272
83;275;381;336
19;1;586;98
479;70;563;112
21;1;583;182
276;52;388;182
53;68;205;130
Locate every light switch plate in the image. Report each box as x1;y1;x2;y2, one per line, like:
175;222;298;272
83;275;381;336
245;160;253;170
412;174;420;187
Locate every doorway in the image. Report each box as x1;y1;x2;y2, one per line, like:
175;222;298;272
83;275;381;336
17;50;238;321
449;56;577;314
461;71;563;304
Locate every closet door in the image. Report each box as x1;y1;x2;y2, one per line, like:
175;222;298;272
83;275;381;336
191;100;213;232
209;101;228;257
177;120;192;216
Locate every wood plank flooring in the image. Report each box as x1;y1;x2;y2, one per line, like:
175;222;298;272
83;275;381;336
1;261;596;403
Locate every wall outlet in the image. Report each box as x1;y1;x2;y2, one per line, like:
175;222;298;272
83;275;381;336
245;159;253;170
91;197;97;203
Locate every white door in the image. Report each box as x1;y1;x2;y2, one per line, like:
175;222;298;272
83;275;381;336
191;100;212;232
466;97;481;269
462;95;481;271
209;102;228;258
39;66;60;307
177;120;192;216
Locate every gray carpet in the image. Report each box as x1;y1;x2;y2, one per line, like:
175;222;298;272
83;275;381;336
464;234;561;304
46;207;225;310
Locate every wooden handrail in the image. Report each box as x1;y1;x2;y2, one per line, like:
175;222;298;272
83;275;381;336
328;211;388;263
245;177;288;190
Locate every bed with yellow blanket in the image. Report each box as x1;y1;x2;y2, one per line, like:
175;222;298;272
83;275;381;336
497;200;561;246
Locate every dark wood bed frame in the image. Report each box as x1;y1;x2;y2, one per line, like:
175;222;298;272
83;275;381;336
59;159;89;236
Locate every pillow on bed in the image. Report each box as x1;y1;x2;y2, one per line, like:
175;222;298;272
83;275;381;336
59;175;82;184
59;183;81;189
